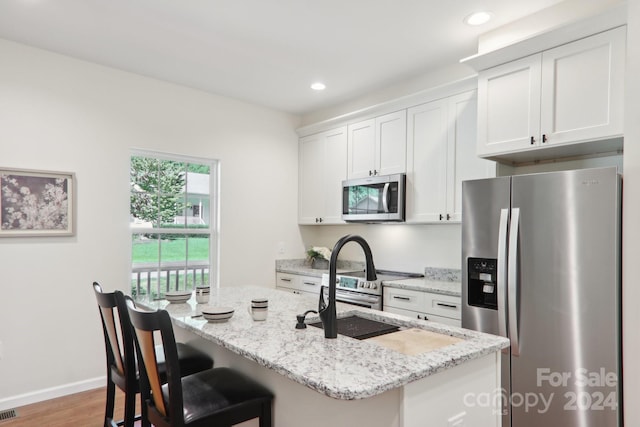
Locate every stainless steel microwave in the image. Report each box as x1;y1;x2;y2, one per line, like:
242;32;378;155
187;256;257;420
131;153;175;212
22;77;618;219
342;173;406;222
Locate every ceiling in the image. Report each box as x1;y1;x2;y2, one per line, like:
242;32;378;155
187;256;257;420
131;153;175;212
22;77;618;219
0;0;565;115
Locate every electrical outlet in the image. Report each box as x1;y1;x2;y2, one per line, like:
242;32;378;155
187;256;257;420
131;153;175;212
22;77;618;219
277;241;285;255
0;340;3;360
448;412;466;427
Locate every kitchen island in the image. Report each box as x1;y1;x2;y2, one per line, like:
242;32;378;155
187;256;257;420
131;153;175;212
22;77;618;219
136;286;508;427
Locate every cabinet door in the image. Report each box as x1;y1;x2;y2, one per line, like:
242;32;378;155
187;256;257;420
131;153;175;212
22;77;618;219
376;110;407;176
405;98;449;223
322;127;348;223
447;91;495;221
540;26;625;146
298;133;326;224
347;119;376;179
477;54;542;157
298;127;347;225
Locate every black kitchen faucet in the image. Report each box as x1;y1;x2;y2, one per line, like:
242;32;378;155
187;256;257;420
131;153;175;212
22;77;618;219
318;234;377;338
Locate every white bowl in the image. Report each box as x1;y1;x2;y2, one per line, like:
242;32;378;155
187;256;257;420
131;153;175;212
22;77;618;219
202;307;234;322
165;290;192;303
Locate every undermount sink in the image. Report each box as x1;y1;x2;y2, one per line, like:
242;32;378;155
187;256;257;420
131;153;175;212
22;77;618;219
309;315;400;340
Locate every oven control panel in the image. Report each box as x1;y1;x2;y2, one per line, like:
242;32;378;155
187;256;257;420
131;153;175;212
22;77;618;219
321;273;382;296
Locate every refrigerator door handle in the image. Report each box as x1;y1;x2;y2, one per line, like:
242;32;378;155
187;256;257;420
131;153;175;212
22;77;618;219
508;207;521;356
497;209;509;347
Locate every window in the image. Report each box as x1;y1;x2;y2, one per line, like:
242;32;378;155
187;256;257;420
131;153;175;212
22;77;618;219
130;151;218;298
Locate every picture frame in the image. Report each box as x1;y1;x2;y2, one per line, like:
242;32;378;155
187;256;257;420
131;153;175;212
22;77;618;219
0;168;75;237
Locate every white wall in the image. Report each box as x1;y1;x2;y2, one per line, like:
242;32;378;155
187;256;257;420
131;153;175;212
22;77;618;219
0;39;304;406
300;224;462;273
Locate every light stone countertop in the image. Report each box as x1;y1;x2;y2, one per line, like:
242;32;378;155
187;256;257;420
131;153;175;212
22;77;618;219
382;277;462;297
277;260;462;297
275;258;364;278
136;285;508;400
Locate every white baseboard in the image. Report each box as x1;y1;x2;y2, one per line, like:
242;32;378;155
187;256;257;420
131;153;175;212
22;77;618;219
0;376;106;411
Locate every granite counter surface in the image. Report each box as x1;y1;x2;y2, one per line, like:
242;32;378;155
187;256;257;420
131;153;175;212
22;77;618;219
137;286;507;400
275;258;364;278
382;277;462;297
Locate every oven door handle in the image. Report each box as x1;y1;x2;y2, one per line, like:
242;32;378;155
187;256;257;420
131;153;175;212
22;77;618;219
334;293;378;307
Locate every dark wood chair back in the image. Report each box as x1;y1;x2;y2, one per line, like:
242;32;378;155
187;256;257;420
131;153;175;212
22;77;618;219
92;282;140;427
125;297;183;425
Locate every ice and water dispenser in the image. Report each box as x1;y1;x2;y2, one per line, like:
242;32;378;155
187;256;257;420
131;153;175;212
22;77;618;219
467;258;498;309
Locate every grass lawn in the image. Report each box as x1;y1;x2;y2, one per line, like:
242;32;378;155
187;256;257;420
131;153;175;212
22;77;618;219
132;237;209;263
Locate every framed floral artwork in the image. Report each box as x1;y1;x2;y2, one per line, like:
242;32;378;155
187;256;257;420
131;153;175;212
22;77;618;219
0;168;75;237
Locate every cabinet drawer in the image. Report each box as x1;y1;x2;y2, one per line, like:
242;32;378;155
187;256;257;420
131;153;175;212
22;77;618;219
383;306;428;320
425;293;461;320
298;276;322;294
383;287;424;311
425;313;461;327
276;272;322;296
276;273;298;290
383;306;461;327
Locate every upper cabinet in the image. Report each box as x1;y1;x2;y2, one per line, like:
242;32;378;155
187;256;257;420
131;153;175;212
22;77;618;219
347;110;407;179
477;26;626;162
298;127;347;225
406;90;495;223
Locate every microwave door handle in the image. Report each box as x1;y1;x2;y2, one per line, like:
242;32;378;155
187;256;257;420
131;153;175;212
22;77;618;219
382;183;390;213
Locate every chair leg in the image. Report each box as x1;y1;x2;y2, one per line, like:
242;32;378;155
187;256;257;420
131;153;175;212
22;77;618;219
259;401;272;427
104;380;116;427
140;395;151;427
123;387;137;427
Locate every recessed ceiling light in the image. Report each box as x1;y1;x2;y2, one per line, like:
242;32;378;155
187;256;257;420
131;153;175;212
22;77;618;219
310;82;326;91
464;11;492;26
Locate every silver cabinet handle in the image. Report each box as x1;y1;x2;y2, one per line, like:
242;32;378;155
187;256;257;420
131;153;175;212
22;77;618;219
508;208;521;357
280;278;292;282
303;281;317;286
392;295;411;301
436;302;457;309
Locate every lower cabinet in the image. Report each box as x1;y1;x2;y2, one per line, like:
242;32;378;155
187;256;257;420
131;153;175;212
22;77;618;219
276;272;322;297
383;287;461;327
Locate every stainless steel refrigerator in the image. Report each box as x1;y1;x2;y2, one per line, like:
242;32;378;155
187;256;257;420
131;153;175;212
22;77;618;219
461;167;621;427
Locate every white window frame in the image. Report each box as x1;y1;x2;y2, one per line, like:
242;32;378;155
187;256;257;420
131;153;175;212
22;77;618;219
129;149;220;296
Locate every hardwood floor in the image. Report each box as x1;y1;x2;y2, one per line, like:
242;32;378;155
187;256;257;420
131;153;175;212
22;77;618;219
0;387;140;427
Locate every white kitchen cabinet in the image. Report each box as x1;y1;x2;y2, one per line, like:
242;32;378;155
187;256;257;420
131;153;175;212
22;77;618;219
477;26;625;160
276;272;322;297
406;90;494;223
347;110;407;179
383;287;461;327
298;127;347;224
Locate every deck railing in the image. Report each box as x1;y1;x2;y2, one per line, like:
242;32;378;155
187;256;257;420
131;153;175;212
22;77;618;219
131;261;210;298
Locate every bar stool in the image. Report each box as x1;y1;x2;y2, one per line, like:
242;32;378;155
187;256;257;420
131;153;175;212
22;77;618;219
92;283;213;427
125;296;274;427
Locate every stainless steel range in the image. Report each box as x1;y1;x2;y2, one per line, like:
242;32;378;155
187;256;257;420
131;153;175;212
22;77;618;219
321;270;423;310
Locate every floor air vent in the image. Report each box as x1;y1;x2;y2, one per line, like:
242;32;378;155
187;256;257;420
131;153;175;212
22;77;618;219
0;409;17;421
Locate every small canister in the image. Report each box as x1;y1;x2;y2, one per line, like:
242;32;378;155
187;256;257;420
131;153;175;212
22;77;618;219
195;286;210;304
